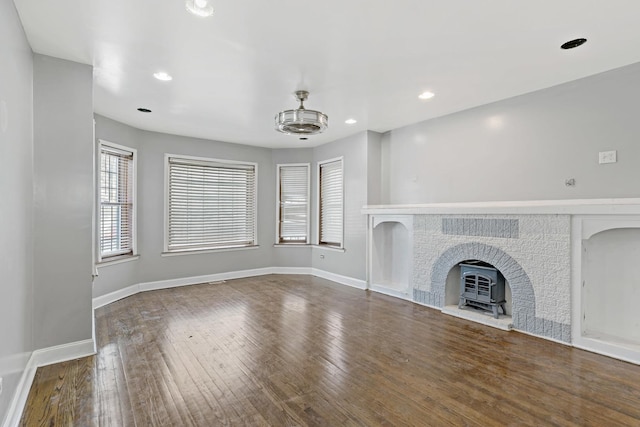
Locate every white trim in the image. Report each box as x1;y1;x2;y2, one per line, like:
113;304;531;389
273;243;312;248
3;358;36;427
369;285;412;300
310;268;366;290
311;244;345;252
95;255;139;268
93;283;140;309
92;268;364;309
316;157;344;248
30;339;96;367
572;336;640;366
273;267;313;275
164;153;259;253
138;268;274;292
275;163;311;245
362;198;640;215
2;339;96;427
570;214;640;366
97;140;138;263
160;245;259;257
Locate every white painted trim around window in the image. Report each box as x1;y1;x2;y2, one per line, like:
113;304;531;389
316;156;344;249
97;139;138;263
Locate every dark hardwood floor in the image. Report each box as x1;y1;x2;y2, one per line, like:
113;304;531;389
20;275;640;426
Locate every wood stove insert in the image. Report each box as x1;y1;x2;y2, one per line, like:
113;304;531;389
459;261;506;319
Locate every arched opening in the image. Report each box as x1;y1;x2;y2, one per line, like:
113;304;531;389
371;219;412;297
583;228;640;346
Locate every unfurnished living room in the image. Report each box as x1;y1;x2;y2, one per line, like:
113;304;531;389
2;0;640;425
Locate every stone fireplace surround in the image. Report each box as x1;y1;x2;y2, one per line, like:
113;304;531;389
363;198;640;364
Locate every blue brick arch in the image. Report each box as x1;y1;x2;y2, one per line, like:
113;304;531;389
429;242;536;333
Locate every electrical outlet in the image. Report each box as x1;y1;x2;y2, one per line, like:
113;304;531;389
598;150;617;164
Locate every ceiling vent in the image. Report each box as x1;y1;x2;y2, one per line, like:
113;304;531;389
275;91;328;136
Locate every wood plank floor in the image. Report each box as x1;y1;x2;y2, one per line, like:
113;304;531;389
20;274;640;426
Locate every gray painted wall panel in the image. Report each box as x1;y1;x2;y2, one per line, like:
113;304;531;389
33;55;94;348
92;115;142;296
381;62;640;204
271;148;313;268
134;130;275;284
312;132;368;280
0;0;34;421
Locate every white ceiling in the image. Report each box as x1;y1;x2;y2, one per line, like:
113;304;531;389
13;0;640;148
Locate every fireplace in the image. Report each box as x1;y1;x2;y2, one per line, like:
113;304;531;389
459;261;506;319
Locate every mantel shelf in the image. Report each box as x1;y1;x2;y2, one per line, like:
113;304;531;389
362;198;640;216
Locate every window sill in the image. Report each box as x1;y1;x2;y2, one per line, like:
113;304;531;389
162;245;260;257
96;255;140;268
312;245;346;253
273;243;311;248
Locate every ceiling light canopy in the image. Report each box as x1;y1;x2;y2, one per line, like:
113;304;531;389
275;91;328;136
185;0;213;17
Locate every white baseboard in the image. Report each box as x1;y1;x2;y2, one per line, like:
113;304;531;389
311;268;367;290
369;284;412;300
93;283;139;309
138;267;275;293
572;336;640;366
93;267;363;309
272;267;313;275
2;339;96;427
31;339;96;367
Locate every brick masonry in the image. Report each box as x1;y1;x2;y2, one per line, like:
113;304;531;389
412;214;571;342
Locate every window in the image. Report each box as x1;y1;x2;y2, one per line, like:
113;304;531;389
318;158;343;247
99;142;136;260
166;155;257;252
277;164;310;244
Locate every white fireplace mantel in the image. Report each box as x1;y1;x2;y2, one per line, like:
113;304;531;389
363;198;640;365
362;198;640;215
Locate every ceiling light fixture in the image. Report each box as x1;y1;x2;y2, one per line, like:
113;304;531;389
419;91;435;100
275;90;328;136
561;38;587;50
153;71;173;81
345;118;357;125
185;0;213;17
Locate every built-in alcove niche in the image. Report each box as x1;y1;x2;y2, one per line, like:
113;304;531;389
582;228;640;348
369;216;413;299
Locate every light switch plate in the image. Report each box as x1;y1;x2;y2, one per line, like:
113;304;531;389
599;150;617;164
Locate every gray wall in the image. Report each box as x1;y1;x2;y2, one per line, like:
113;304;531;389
93;116;276;297
381;62;640;204
33;55;94;348
271;148;313;269
93;124;376;296
0;0;34;421
92;116;142;295
312;132;369;280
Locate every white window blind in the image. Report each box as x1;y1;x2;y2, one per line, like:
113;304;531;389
100;145;134;259
167;156;257;252
278;164;309;243
319;159;343;247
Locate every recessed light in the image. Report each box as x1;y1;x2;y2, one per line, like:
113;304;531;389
419;91;435;100
299;137;309;141
137;108;152;113
561;38;587;50
186;0;213;17
153;71;173;81
345;118;357;125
